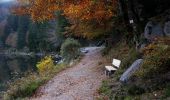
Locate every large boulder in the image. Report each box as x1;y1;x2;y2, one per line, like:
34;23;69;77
144;21;164;40
164;21;170;36
120;59;143;83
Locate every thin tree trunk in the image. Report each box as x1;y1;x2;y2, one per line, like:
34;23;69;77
118;0;133;32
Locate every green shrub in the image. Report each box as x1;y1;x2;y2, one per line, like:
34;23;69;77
120;48;141;69
136;42;170;79
3;74;45;100
101;46;111;56
165;84;170;97
60;38;81;62
124;96;135;100
98;81;112;95
127;85;145;95
98;80;113;100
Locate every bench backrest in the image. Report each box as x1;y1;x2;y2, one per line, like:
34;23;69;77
112;59;121;68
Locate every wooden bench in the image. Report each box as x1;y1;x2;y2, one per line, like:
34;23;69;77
105;59;121;76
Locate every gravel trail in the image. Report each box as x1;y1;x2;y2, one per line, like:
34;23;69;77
30;47;106;100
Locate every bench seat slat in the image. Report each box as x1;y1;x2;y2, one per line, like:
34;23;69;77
105;66;117;71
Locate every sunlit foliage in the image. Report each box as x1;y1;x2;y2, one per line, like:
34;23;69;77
15;0;118;22
36;56;54;73
14;0;118;38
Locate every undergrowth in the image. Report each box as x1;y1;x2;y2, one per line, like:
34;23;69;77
98;41;141;99
98;37;170;100
98;80;113;100
2;53;84;100
3;63;68;100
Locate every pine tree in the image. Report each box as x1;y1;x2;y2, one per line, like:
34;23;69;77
28;22;50;52
17;15;30;49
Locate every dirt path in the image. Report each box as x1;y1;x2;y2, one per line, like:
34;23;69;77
31;47;106;100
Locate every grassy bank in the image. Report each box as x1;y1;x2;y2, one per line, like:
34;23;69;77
2;63;69;100
2;54;83;100
98;41;141;99
98;38;170;100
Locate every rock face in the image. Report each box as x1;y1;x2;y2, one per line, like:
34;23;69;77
120;59;143;83
164;21;170;36
144;21;164;40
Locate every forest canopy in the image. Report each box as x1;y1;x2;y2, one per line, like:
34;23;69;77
13;0;118;38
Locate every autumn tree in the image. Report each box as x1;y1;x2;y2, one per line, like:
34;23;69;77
14;0;118;38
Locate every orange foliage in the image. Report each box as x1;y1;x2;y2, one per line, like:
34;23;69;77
16;0;118;22
15;0;118;38
63;0;117;23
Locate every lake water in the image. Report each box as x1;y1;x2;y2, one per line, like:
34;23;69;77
0;54;40;91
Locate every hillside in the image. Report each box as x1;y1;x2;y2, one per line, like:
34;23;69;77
1;0;170;100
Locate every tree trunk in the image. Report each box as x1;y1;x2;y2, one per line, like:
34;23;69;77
127;0;141;45
118;0;133;32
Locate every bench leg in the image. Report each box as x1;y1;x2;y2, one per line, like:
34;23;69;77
108;71;111;77
105;70;115;77
105;70;111;76
108;70;116;77
105;70;110;76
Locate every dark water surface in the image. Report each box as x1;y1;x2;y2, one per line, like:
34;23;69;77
0;54;40;91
